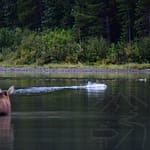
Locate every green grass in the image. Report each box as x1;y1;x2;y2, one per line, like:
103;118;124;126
0;62;150;70
93;63;150;70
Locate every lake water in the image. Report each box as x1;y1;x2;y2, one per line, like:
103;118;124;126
0;72;150;150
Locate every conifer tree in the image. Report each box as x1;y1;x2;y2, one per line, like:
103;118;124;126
41;0;74;29
103;0;119;42
0;0;18;28
135;0;150;38
117;0;136;42
72;0;105;41
17;0;40;29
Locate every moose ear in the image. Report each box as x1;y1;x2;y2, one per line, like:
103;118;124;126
7;86;15;95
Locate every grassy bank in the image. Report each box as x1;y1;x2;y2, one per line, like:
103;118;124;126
0;62;150;70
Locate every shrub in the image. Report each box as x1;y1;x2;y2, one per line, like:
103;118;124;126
107;41;132;64
137;37;150;63
0;28;15;50
106;43;119;64
0;28;31;53
124;42;140;62
40;29;77;63
15;31;45;64
15;49;37;65
0;27;149;65
81;37;109;63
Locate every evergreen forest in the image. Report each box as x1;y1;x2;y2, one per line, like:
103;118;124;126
0;0;150;65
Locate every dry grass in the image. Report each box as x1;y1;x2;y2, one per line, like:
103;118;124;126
0;62;150;70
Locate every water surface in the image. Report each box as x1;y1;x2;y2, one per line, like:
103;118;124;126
0;72;149;150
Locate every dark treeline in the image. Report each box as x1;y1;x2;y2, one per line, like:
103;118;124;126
1;0;150;42
0;0;150;65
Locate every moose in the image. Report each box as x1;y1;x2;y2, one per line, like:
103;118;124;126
0;86;15;149
0;86;15;116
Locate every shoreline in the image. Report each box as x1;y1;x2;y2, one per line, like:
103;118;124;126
0;67;150;74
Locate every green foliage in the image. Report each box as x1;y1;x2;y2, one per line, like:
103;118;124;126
124;42;140;62
40;29;78;63
116;0;135;42
0;28;32;52
81;37;109;63
42;0;74;29
0;0;150;44
13;30;44;64
15;49;37;65
72;0;105;39
64;42;82;63
0;28;149;65
17;0;40;29
137;37;150;62
0;28;14;50
134;0;150;38
0;0;18;28
106;41;140;64
9;29;81;65
106;42;125;64
18;32;43;52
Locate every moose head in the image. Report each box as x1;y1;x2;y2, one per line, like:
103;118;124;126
0;86;15;116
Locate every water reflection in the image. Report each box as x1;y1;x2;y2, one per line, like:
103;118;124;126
92;93;148;150
0;73;149;150
0;116;14;150
12;91;148;150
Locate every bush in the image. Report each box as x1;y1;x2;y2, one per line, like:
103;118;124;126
40;29;78;63
0;27;149;65
15;49;37;65
18;32;43;52
106;41;135;64
138;37;150;63
105;43;119;64
15;29;81;65
0;28;15;50
124;42;140;62
0;28;31;53
81;37;109;62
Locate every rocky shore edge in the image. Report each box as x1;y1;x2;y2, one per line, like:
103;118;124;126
0;67;150;74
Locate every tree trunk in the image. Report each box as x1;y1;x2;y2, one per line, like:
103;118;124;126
148;7;150;36
106;15;111;42
127;7;131;42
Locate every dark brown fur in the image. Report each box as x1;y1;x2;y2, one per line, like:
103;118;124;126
0;86;14;116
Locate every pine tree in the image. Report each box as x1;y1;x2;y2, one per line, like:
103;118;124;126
41;0;74;29
135;0;150;38
103;0;119;42
17;0;40;29
72;0;105;41
41;0;63;29
41;0;57;28
0;0;5;27
60;0;75;29
0;0;18;28
117;0;136;42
